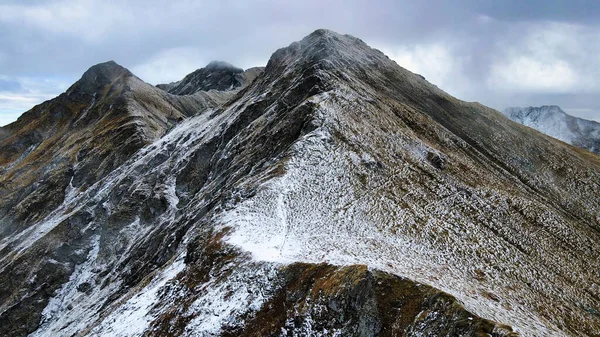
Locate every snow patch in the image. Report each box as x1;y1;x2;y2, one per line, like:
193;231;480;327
182;262;277;336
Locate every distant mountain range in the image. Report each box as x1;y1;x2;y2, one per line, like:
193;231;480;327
1;29;600;336
504;105;600;154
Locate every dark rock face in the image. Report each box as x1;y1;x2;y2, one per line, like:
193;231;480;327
234;264;515;337
75;60;133;95
157;61;246;95
1;29;599;337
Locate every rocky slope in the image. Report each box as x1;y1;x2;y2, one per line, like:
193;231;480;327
504;105;600;154
0;60;249;335
1;29;599;337
0;60;237;239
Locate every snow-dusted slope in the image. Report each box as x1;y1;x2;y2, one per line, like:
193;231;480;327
1;29;600;337
504;105;600;154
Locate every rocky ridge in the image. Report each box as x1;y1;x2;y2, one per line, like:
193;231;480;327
0;29;599;337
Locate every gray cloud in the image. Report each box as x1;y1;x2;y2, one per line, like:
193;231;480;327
470;0;600;23
0;0;599;126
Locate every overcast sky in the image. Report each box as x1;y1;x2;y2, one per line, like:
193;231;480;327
1;0;599;126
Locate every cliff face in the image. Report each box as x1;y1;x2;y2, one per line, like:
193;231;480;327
0;29;599;337
504;105;600;154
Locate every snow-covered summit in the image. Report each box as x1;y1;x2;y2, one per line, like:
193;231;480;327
504;105;600;154
267;28;397;73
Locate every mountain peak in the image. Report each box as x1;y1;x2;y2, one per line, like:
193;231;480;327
304;28;344;40
81;60;132;82
504;105;566;119
264;29;391;80
302;28;358;42
71;60;133;95
299;29;372;59
504;105;600;153
157;61;247;95
205;60;243;72
540;105;564;113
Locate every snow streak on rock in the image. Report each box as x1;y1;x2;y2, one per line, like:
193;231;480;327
90;254;186;337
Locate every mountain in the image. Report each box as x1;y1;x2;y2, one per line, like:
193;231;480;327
0;60;238;239
1;29;599;336
504;105;600;154
156;61;264;95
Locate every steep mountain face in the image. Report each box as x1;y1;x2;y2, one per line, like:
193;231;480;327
1;29;599;337
0;60;247;335
504;105;600;154
157;61;264;95
0;60;235;238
